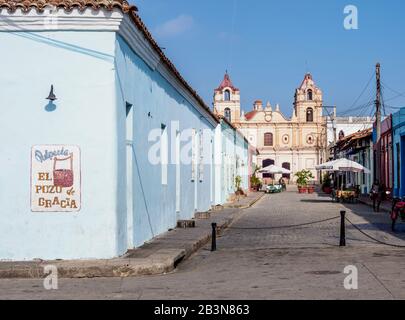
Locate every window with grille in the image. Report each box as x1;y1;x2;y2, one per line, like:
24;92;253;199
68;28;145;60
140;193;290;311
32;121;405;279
264;133;273;146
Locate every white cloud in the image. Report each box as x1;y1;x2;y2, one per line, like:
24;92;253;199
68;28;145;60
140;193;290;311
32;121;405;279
155;14;194;38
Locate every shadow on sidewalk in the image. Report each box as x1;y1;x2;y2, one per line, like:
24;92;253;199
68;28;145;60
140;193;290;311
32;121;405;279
314;191;405;242
300;199;337;204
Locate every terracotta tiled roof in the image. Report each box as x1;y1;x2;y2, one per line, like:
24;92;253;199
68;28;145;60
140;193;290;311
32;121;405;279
216;72;239;91
336;128;372;151
244;110;257;121
0;0;134;12
0;0;220;124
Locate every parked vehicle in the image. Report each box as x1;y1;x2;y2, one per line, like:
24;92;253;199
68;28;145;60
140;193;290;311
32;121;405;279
391;196;405;231
265;184;283;194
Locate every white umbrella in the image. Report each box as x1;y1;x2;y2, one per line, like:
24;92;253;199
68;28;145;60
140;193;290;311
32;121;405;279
315;158;370;174
259;165;291;174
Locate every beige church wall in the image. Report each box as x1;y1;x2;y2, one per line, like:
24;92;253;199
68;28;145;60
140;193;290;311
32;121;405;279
257;151;320;183
213;73;326;185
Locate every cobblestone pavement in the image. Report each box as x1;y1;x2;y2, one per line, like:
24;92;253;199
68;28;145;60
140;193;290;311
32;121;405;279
2;188;405;300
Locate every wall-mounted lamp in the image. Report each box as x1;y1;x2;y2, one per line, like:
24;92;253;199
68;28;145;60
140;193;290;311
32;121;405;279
46;85;57;101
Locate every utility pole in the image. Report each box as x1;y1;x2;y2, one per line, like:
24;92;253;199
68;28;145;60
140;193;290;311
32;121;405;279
333;106;337;145
375;63;382;183
322;105;337;159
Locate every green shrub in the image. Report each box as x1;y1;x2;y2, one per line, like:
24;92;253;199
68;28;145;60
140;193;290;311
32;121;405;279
295;169;314;187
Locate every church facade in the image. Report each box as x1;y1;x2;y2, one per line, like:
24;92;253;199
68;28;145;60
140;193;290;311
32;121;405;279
213;73;327;183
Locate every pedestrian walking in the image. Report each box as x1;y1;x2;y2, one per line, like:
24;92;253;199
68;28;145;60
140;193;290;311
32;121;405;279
370;180;385;212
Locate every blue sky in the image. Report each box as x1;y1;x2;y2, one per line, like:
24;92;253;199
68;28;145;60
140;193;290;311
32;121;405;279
132;0;405;118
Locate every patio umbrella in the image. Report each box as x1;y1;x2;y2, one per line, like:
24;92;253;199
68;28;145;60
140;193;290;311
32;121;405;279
315;158;371;174
259;165;291;174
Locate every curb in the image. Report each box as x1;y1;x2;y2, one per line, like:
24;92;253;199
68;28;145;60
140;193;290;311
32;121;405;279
0;249;186;279
239;192;266;209
0;194;264;279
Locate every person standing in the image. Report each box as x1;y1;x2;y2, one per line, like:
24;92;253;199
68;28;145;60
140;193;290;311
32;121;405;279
371;181;384;212
279;177;286;191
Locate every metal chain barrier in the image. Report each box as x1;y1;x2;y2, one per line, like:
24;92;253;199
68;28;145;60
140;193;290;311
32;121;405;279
217;209;405;251
345;216;405;248
229;216;341;230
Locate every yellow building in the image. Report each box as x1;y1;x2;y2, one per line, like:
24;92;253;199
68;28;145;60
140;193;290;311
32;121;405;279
213;72;327;183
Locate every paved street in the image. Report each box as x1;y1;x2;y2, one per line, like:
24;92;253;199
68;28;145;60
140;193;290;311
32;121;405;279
2;188;405;300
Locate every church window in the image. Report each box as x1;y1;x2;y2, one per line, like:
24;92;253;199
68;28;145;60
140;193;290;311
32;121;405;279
307;89;313;101
224;90;231;101
307;134;315;145
306;108;314;122
264;133;273;147
224;108;232;122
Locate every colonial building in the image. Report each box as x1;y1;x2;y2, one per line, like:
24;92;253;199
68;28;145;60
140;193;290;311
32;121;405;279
214;116;251;205
0;0;251;261
332;128;374;194
325;115;374;160
213;72;327;182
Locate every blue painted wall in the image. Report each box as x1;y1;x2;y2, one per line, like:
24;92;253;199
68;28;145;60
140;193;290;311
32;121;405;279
0;28;218;260
215;120;249;205
114;35;216;249
392;108;405;197
0;31;120;260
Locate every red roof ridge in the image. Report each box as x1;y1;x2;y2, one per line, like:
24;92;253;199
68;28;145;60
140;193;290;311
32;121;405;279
216;72;239;91
0;0;136;13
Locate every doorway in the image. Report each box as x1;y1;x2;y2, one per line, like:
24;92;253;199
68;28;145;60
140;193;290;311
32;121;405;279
126;102;134;249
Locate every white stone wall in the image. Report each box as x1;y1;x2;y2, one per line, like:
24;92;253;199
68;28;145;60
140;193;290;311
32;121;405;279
326;116;374;145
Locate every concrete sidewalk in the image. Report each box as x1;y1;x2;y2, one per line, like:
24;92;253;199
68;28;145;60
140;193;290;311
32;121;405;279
358;195;391;213
0;192;265;279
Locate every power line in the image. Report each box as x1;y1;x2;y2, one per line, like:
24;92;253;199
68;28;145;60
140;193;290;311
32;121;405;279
338;72;375;116
381;81;405;102
337;96;375;117
381;84;387;116
350;72;375;109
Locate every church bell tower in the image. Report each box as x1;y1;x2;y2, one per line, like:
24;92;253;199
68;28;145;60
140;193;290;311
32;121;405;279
293;73;323;123
213;72;241;123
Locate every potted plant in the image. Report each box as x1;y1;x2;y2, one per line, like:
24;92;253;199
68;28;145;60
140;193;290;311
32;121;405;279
250;165;262;191
321;173;333;194
307;184;315;194
235;175;245;196
295;169;314;194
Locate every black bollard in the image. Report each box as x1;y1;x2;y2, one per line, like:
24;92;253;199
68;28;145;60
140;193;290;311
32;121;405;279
211;223;217;252
340;210;346;247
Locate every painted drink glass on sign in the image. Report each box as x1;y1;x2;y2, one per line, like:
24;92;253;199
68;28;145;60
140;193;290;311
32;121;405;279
31;145;81;212
53;153;74;188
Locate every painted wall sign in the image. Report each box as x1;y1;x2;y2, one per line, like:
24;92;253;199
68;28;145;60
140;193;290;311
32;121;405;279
31;145;81;212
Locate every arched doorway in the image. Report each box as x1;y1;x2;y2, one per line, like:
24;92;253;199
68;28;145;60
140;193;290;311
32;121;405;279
262;159;274;180
282;162;291;181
